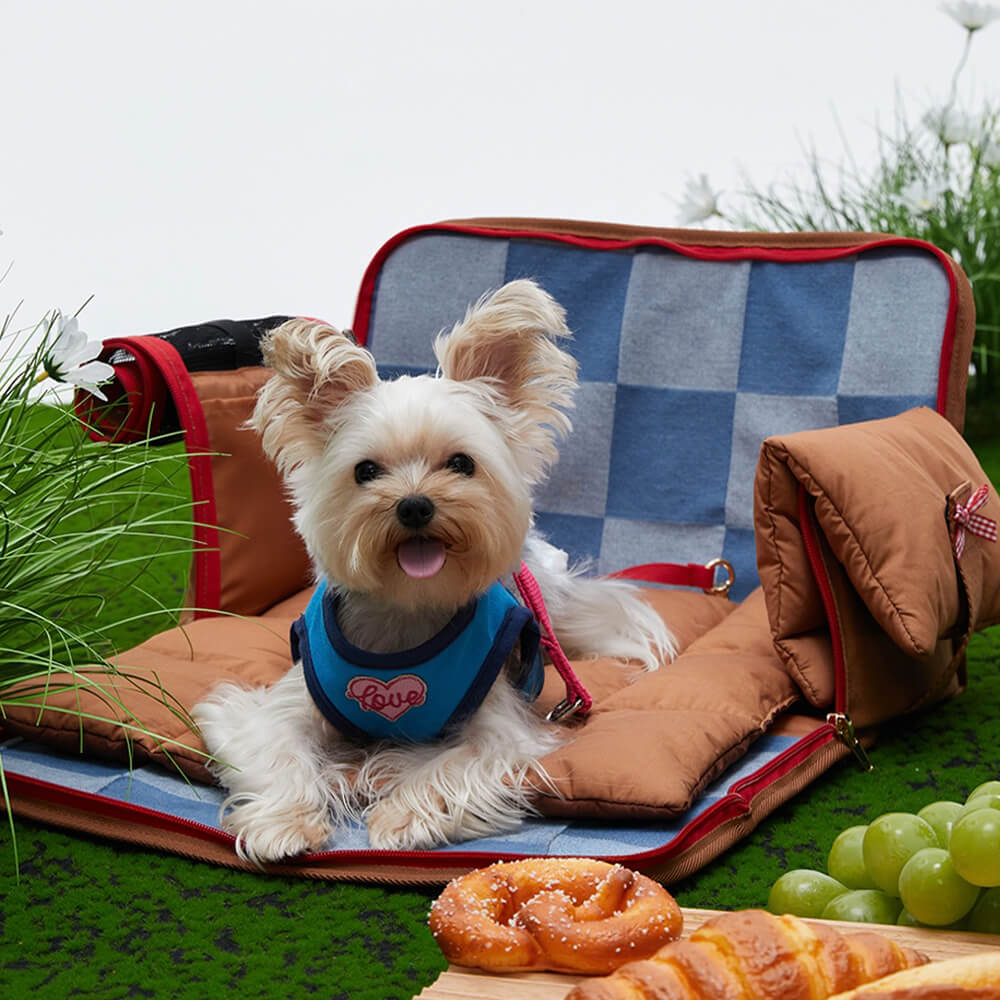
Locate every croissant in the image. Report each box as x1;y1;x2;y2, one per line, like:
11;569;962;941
566;909;928;1000
826;949;1000;999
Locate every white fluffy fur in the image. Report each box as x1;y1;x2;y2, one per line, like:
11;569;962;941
193;280;677;865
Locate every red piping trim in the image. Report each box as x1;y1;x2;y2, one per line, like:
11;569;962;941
74;336;222;617
797;485;847;715
4;729;835;870
351;222;958;418
729;723;837;801
6;772;235;847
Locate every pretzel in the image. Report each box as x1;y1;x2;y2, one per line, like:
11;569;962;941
428;858;683;974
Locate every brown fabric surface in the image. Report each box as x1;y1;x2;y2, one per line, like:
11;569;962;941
8;410;992;818
755;406;998;726
533;588;800;819
14;409;994;817
190;367;311;616
1;590;311;784
2;584;801;823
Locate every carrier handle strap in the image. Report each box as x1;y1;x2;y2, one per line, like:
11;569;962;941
610;558;734;596
74;335;221;617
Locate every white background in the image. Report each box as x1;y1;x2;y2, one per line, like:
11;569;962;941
1;0;997;341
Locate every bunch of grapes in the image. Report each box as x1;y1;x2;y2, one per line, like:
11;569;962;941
767;780;1000;931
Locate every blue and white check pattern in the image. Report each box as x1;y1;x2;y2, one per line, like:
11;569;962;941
367;232;950;600
1;733;796;858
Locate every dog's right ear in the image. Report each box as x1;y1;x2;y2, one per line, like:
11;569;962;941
250;318;378;476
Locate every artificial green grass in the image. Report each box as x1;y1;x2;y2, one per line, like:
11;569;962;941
2;430;999;1000
3;836;447;999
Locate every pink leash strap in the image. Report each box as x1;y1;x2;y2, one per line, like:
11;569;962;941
512;563;592;721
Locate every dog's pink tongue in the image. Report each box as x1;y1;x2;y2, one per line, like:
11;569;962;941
396;538;447;579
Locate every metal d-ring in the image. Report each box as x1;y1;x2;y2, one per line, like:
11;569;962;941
704;557;735;597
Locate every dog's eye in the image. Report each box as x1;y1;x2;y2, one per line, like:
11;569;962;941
445;453;475;476
354;460;383;484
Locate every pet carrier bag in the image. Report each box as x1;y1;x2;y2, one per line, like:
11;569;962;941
3;217;998;884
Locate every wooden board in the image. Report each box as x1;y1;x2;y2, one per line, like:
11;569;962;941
414;907;1000;1000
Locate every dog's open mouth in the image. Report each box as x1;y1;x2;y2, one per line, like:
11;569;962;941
396;537;447;579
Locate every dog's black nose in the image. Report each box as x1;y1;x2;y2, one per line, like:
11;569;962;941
396;494;436;530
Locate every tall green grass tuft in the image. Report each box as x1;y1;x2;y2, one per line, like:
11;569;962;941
0;309;199;866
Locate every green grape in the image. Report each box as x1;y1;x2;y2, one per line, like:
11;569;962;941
966;780;1000;803
950;807;1000;887
957;793;1000;819
967;887;1000;934
862;813;939;897
767;869;848;918
916;800;963;848
827;825;878;890
897;907;968;931
821;889;902;925
898;847;980;926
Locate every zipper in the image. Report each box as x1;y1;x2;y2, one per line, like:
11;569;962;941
796;485;874;772
825;711;874;772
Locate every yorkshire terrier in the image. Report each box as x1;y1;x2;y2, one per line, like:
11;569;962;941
193;280;675;864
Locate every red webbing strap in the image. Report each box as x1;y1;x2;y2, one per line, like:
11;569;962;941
610;560;733;594
74;335;221;617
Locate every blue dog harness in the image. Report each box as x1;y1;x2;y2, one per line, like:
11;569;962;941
291;580;544;743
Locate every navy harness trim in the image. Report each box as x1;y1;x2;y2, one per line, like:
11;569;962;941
319;590;478;670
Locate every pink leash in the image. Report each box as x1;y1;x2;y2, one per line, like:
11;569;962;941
512;562;592;721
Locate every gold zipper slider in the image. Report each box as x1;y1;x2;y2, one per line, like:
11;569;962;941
826;712;874;772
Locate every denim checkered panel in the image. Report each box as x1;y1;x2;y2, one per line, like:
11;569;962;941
367;233;950;600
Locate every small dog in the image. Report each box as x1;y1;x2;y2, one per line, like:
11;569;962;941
193;280;675;864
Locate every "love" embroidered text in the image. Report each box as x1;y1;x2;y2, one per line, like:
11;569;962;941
345;674;428;722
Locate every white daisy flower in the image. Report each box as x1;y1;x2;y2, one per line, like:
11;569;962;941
922;106;978;145
940;1;1000;31
40;314;115;400
677;174;723;225
982;135;1000;168
893;179;948;215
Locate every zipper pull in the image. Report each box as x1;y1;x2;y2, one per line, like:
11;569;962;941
826;712;874;772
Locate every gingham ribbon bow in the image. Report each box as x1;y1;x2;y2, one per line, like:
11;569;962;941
952;484;997;560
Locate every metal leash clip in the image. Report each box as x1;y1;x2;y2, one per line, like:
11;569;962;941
546;697;586;723
704;557;735;597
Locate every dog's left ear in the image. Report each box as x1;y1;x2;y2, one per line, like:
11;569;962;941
434;280;578;479
250;318;378;477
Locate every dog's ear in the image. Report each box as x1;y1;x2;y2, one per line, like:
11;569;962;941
434;280;578;477
251;318;377;475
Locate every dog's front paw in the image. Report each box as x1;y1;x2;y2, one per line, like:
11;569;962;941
365;799;448;851
222;796;333;866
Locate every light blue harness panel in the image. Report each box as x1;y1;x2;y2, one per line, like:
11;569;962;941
291;580;544;743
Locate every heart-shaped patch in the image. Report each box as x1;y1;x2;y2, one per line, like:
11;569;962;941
345;674;428;722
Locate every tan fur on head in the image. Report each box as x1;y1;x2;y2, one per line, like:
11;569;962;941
252;318;378;478
434;280;578;484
